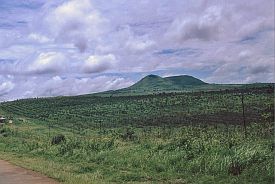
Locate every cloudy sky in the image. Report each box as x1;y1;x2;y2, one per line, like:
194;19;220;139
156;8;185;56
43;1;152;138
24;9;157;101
0;0;274;101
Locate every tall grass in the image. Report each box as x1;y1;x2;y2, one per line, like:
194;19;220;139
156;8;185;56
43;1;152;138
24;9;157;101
0;120;273;183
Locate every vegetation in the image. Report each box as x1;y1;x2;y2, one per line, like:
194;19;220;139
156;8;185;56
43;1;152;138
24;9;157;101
125;75;207;92
0;119;273;183
0;79;274;183
99;75;274;96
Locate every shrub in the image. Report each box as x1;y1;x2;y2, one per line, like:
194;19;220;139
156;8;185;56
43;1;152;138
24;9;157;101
228;161;243;176
0;127;12;137
120;128;137;141
51;134;66;145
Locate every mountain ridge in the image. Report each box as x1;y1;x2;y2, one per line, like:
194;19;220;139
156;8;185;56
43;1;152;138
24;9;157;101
126;74;207;91
97;75;273;96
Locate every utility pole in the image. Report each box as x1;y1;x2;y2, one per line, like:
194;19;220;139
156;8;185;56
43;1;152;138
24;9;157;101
241;93;247;137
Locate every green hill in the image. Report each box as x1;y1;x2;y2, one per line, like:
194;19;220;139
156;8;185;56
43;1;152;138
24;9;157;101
126;74;207;92
98;74;273;96
166;75;206;86
127;75;178;91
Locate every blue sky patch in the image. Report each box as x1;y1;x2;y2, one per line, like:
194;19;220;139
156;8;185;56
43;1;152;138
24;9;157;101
155;48;202;57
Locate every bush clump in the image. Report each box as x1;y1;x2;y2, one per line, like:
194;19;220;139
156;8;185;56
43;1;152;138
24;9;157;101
0;127;12;137
51;134;66;145
121;128;137;141
228;161;244;176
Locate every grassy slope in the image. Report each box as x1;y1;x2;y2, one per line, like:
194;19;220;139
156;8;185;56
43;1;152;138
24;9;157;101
1;87;273;129
97;83;273;97
112;74;207;94
0;120;273;184
0;88;274;183
128;75;177;91
97;75;206;96
165;75;206;86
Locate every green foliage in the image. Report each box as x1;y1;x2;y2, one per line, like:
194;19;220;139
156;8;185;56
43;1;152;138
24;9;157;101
0;87;274;183
120;128;137;141
0;87;273;130
0;127;14;137
0;122;274;183
51;134;66;145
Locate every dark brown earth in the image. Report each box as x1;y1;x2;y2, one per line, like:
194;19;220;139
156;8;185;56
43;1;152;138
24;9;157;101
0;160;59;184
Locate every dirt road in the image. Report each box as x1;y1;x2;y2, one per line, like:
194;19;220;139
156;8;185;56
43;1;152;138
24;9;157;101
0;160;59;184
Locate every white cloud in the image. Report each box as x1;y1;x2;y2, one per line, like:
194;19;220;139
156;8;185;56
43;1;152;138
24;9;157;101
43;0;108;52
120;26;156;52
0;81;15;96
166;6;224;42
83;54;117;73
126;37;155;52
27;52;67;74
166;1;274;43
16;75;134;98
28;33;51;43
238;50;252;59
205;49;274;84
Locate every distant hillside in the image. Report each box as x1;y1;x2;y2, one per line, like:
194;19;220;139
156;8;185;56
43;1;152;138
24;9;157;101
126;74;207;92
165;75;207;86
128;75;176;91
97;74;274;96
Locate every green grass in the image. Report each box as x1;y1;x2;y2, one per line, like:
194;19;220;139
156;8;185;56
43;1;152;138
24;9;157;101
0;121;273;183
0;87;273;129
0;87;274;183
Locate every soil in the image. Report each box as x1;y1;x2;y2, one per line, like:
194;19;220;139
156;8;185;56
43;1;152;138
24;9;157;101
0;160;59;184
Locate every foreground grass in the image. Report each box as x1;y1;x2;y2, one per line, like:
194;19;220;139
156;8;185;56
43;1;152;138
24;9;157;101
0;119;274;184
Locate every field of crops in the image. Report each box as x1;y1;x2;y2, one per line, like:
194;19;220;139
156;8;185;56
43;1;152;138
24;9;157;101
0;87;273;129
0;86;274;183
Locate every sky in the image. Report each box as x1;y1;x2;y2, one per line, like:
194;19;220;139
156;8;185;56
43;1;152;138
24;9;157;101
0;0;274;101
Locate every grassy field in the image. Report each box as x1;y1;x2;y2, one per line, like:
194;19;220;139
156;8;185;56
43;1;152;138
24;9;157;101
0;86;274;183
